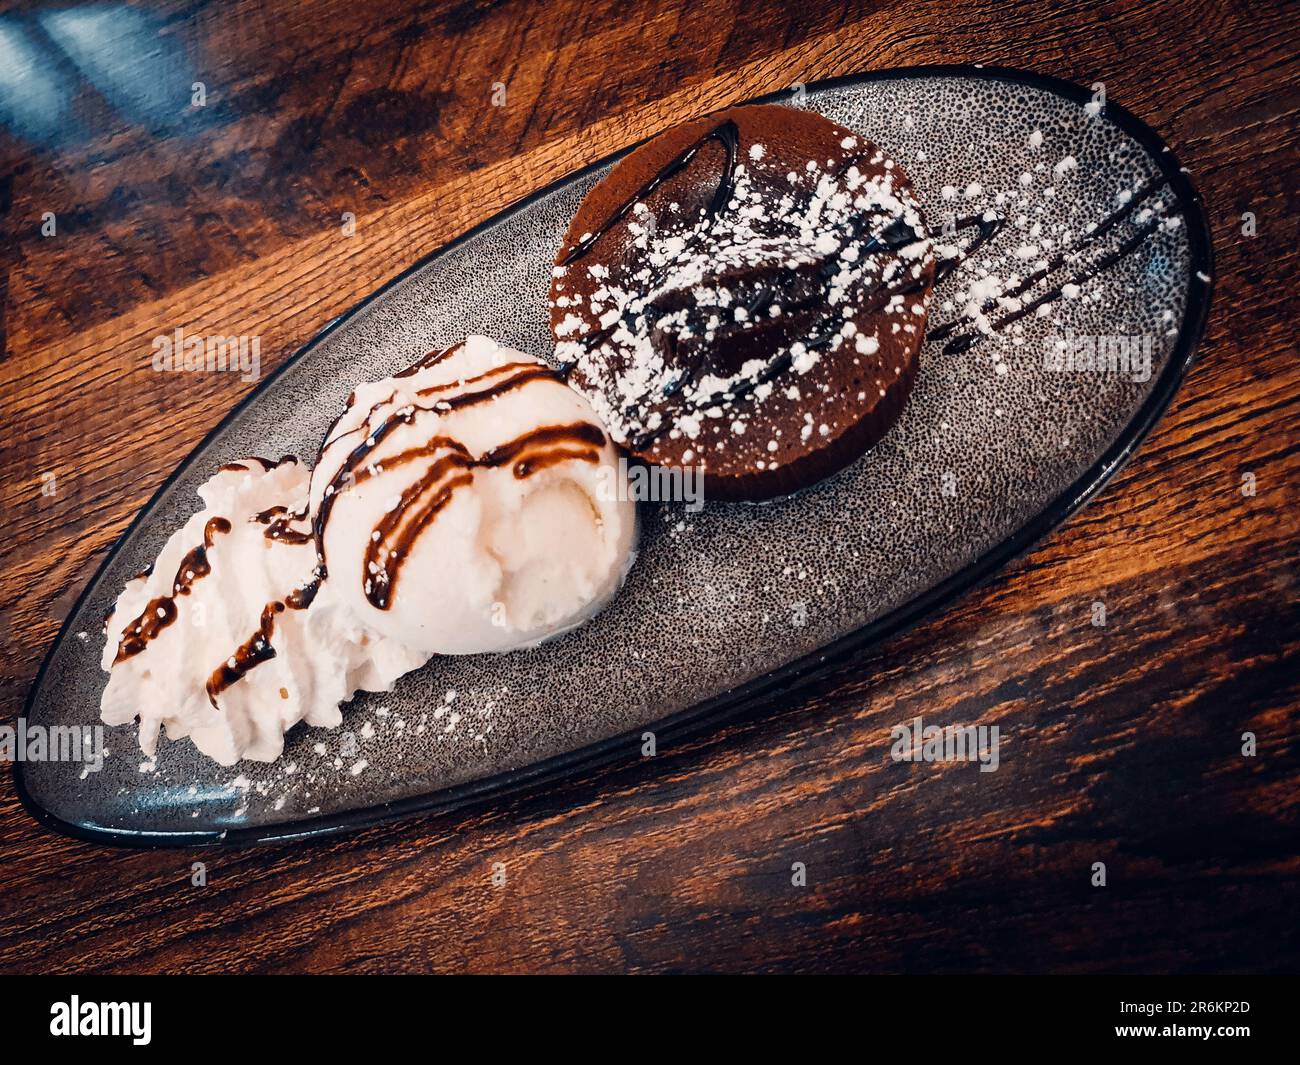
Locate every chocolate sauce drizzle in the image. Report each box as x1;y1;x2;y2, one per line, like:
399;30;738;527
219;455;298;473
392;341;462;378
932;213;1008;287
365;421;605;608
347;416;605;609
417;363;557;408
252;504;312;545
324;363;559;463
203;393;604;703
205;600;284;704
112;517;232;664
928;176;1176;354
559;120;740;268
308;358;606;620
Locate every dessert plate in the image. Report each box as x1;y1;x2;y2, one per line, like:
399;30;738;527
16;66;1212;846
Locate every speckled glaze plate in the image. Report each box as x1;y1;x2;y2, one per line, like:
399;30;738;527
17;66;1212;846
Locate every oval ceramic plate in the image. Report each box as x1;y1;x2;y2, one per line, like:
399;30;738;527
17;66;1212;846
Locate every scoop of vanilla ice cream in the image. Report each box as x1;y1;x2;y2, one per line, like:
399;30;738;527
100;458;427;765
309;335;637;654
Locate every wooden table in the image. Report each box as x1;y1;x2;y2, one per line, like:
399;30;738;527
1;0;1296;974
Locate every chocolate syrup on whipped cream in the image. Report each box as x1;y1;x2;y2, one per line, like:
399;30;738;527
219;455;297;473
201;361;501;693
206;600;284;703
318;401;605;611
112;517;232;664
295;353;610;626
253;504;312;545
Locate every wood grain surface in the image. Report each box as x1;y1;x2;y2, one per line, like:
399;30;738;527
0;0;1297;974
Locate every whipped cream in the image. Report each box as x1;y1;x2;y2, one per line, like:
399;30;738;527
100;335;638;766
310;335;637;654
101;457;426;766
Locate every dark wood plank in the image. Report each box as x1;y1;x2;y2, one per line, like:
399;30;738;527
0;0;1297;973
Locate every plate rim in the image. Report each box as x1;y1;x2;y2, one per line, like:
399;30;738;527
14;63;1215;848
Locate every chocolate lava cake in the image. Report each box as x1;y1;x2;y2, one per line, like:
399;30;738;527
548;103;936;502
